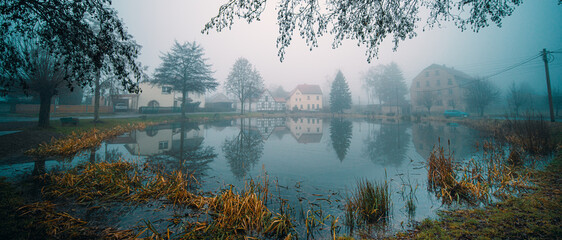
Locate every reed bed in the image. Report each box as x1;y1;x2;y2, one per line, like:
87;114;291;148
26;122;157;158
462;113;556;155
18;201;135;239
427;138;535;204
40;160;295;239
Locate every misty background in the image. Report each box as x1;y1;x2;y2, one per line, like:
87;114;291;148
113;0;562;104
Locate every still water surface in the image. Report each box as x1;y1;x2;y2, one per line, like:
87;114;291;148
0;117;482;236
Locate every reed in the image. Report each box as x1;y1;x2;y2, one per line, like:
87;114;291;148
427;139;535;204
19;201;135;239
427;139;456;192
345;178;391;225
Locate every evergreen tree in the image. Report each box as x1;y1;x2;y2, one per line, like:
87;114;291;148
329;70;352;113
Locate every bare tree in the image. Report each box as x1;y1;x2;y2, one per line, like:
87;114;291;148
554;87;562;117
362;62;407;105
506;82;529;116
225;58;264;114
8;42;70;128
464;78;500;117
362;65;385;105
418;92;435;115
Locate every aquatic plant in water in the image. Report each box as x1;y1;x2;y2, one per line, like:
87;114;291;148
345;178;391;232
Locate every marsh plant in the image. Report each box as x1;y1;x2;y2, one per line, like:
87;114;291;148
427;137;536;205
345;178;391;232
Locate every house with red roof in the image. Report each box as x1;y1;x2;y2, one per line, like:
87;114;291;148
286;84;323;111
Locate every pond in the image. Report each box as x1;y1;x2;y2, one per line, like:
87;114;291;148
0;117;483;237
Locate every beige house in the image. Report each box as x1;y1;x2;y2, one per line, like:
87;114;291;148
410;64;472;114
286;84;323;111
137;82;205;109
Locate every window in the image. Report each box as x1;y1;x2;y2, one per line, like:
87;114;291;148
158;141;169;150
436;79;441;86
300;104;303;109
317;127;320;132
448;78;453;85
162;86;172;94
416;81;420;88
426;81;430;87
316;96;319;100
307;119;310;123
148;100;159;108
307;104;310;110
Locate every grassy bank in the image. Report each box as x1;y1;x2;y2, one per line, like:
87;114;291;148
392;117;562;240
394;150;562;239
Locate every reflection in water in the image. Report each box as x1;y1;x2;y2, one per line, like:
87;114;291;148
286;117;323;143
411;122;477;160
146;121;217;179
32;157;46;176
329;118;353;161
362;121;410;166
222;118;265;180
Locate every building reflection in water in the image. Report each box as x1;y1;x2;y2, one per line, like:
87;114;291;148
411;122;478;160
286;117;323;144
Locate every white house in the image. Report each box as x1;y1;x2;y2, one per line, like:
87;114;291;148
236;89;286;113
255;90;286;112
137;82;205;109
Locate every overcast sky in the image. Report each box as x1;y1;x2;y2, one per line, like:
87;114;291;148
112;0;562;103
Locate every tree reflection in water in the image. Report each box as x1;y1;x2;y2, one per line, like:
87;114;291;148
362;121;410;166
329;118;353;162
146;121;217;181
222;118;264;180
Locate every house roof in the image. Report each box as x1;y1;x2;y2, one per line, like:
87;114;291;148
289;84;323;97
274;97;286;103
424;64;472;82
207;93;234;103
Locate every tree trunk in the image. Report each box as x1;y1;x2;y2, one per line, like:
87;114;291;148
38;91;53;128
181;90;187;119
94;68;101;122
180;120;185;167
240;99;245;115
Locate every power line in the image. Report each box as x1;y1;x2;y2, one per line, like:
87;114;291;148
413;53;543;93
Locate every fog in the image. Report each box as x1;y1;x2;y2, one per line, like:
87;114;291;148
113;0;562;103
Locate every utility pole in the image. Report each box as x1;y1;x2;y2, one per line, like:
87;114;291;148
542;48;555;122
